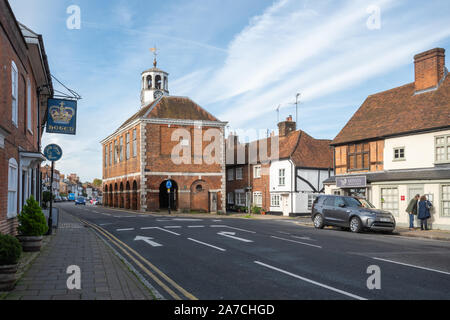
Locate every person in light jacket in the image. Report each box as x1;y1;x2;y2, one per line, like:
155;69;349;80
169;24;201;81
405;194;420;230
418;195;432;231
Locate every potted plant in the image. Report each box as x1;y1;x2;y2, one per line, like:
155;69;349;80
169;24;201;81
0;234;22;291
17;195;49;252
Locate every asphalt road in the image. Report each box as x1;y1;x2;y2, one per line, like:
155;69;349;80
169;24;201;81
57;202;450;300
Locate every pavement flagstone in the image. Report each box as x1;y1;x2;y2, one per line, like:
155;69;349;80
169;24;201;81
2;210;155;300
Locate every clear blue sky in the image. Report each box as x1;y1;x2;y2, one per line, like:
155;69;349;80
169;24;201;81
9;0;450;182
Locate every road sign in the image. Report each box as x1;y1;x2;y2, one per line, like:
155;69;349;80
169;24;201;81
44;144;63;162
166;180;172;189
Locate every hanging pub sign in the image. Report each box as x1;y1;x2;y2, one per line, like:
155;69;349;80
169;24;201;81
46;98;77;135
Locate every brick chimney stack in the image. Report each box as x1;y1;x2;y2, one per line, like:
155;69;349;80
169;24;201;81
414;48;446;92
278;115;296;137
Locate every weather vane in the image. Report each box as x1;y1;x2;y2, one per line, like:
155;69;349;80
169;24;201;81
150;46;158;67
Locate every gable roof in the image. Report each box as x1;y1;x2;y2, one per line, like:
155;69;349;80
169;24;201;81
118;96;221;131
332;76;450;146
226;130;332;169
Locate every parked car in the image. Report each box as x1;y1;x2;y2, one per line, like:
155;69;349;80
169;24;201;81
311;195;396;233
96;197;102;205
54;195;62;202
75;197;86;205
62;196;68;201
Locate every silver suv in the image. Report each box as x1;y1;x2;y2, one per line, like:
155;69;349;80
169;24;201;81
311;195;396;233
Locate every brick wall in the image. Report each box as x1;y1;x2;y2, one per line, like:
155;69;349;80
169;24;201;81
414;48;446;92
0;2;42;235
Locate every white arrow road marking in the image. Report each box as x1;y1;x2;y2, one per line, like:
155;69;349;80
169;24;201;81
218;231;254;243
270;236;322;249
188;238;226;252
141;227;180;236
134;236;163;247
254;261;367;300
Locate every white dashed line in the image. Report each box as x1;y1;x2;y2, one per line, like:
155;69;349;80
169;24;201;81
188;238;226;252
116;228;135;232
254;261;367;300
270;236;322;249
372;257;450;276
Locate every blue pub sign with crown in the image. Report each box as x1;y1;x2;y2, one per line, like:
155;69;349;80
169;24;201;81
46;98;77;135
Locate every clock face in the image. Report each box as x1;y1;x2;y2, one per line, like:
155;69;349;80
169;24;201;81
154;90;164;99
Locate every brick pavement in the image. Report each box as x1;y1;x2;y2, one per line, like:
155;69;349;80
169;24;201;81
2;210;155;300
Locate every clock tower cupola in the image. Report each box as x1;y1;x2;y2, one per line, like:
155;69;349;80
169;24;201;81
140;48;169;107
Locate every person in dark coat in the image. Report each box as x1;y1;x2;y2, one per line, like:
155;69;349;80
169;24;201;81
406;194;420;229
418;195;432;231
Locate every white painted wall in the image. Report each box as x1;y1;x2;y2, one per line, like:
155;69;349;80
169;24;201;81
384;129;450;170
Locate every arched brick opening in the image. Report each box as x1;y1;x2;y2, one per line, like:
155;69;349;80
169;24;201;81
109;184;113;207
125;181;131;209
114;183;118;207
159;179;178;210
119;182;124;208
132;180;138;210
190;180;209;212
104;185;108;206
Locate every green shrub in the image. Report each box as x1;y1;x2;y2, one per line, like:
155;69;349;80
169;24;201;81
17;195;48;236
0;234;22;265
42;191;53;209
251;206;261;215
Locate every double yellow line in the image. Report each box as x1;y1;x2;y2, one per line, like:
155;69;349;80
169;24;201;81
79;218;198;300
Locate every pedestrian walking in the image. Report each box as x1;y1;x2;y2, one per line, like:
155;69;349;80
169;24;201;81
406;194;420;230
418;195;432;231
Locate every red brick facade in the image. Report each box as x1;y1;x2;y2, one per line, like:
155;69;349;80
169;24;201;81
0;0;52;235
102;96;226;213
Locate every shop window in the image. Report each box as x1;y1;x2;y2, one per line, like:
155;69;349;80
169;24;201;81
441;185;450;217
348;143;370;171
381;187;399;216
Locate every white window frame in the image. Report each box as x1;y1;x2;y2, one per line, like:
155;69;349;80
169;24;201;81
253;191;262;207
441;185;450;217
132;129;137;158
271;194;281;207
393;147;405;161
278;169;285;186
27;78;32;133
126;133;130;160
227;192;234;204
435;135;450;164
227;168;234;181
380;187;399;216
119;136;124;162
235;192;246;206
254;165;261;179
7;158;18;218
11;61;18;127
236;167;243;180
